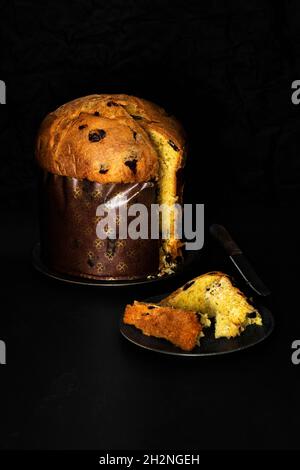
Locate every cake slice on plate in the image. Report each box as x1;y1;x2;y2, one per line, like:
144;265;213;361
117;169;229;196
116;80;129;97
160;272;262;339
123;301;202;351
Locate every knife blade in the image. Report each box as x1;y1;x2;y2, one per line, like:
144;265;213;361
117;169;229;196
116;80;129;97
209;224;271;297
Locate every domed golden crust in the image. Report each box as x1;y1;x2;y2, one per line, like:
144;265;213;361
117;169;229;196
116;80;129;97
36;94;186;183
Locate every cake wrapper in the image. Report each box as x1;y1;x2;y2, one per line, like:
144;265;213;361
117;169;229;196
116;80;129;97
39;171;159;279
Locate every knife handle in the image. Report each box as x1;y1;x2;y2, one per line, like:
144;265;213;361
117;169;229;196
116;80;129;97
209;224;242;256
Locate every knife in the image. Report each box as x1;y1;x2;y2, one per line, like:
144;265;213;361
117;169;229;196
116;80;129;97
209;224;271;297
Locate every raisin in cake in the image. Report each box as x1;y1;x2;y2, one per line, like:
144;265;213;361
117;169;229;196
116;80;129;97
160;272;262;338
36;94;187;279
123;301;202;351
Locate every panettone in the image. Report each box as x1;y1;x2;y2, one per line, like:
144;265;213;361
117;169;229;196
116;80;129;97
36;94;187;279
123;301;202;351
160;272;262;338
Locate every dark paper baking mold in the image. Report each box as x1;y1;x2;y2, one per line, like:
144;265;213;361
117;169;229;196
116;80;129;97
39;172;160;280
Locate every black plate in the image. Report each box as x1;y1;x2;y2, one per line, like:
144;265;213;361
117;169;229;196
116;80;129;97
120;294;274;356
32;242;201;287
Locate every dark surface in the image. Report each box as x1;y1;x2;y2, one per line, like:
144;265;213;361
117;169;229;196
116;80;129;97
120;296;274;357
0;205;298;450
0;0;299;451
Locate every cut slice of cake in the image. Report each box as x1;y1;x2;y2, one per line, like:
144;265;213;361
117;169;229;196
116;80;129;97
123;301;202;351
160;272;262;339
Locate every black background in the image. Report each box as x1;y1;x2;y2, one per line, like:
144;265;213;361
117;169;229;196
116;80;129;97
0;0;299;451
